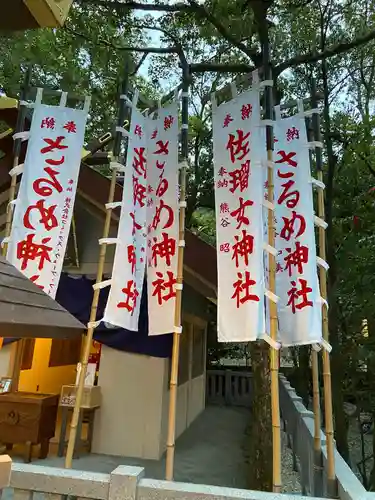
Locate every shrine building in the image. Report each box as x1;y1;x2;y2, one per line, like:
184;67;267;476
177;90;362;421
0;94;217;460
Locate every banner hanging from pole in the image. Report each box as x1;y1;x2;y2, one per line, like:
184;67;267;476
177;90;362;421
103;105;147;331
213;88;266;342
7;103;88;298
146;101;179;335
274;112;323;346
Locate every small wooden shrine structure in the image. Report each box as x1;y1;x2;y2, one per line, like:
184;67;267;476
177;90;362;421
1;0;73;31
0;256;84;339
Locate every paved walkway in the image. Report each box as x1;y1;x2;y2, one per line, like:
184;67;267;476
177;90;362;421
8;405;300;492
14;406;249;489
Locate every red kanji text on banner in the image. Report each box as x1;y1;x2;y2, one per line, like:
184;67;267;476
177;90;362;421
102;107;147;331
7;103;88;298
213;89;266;343
274;114;323;346
146;102;179;335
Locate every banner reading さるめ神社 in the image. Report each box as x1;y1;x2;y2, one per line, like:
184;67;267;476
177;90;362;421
7;103;88;298
213;88;266;343
273;113;323;346
146;102;179;335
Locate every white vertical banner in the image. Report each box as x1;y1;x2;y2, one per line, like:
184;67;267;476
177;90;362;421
146;102;179;335
274;113;323;345
103;106;147;331
7;103;88;298
213;89;266;342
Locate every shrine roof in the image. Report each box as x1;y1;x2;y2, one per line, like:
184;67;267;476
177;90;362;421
0;255;84;338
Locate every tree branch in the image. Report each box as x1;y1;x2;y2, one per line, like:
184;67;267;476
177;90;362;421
79;0;192;13
131;52;148;75
131;22;188;67
276;29;375;75
86;0;259;63
185;0;259;62
65;27;177;54
190;62;252;73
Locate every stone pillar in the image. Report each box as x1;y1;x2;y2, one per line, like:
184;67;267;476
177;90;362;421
109;466;144;500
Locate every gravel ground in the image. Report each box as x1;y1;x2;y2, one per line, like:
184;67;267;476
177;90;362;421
347;417;373;485
281;429;302;493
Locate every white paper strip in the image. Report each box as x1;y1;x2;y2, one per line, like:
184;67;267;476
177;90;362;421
7;103;88;297
146;102;179;335
102;106;147;331
213;88;266;342
9;163;24;177
274;115;323;346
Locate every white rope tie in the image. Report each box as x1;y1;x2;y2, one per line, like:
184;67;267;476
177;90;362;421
92;279;112;291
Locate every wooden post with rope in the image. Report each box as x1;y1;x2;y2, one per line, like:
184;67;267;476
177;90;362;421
311;78;336;497
165;67;190;481
2;67;32;387
65;61;130;468
264;70;282;493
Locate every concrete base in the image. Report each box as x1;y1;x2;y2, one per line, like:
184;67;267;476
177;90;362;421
92;346;205;460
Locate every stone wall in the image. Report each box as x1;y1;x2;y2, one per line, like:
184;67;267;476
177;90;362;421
279;374;367;500
7;463;331;500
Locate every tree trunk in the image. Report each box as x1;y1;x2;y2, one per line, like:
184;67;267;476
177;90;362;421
321;56;350;463
329;294;350;462
296;346;311;408
247;342;273;491
366;318;375;489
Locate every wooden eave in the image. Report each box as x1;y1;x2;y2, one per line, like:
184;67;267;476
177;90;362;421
0;256;84;339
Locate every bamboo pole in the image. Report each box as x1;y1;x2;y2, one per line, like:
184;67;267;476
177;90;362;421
2;67;32;383
264;72;282;493
165;68;190;481
305;100;323;496
267;156;282;494
65;62;130;468
2;67;32;258
64;169;117;468
311;349;321;449
311;80;336;496
311;344;323;495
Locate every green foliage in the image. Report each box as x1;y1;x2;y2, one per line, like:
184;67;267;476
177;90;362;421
0;3;154;140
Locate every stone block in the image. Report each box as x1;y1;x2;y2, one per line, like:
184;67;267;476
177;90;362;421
10;463;110;499
0;455;11;489
109;466;145;500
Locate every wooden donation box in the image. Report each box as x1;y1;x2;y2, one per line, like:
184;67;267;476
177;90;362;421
0;392;59;462
58;385;101;457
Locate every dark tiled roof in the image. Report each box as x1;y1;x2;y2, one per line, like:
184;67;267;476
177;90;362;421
0;256;84;338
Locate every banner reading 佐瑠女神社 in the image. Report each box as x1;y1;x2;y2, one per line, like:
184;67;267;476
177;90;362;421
102;106;148;331
274;112;323;346
146;102;179;335
213;88;266;343
7;103;88;298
